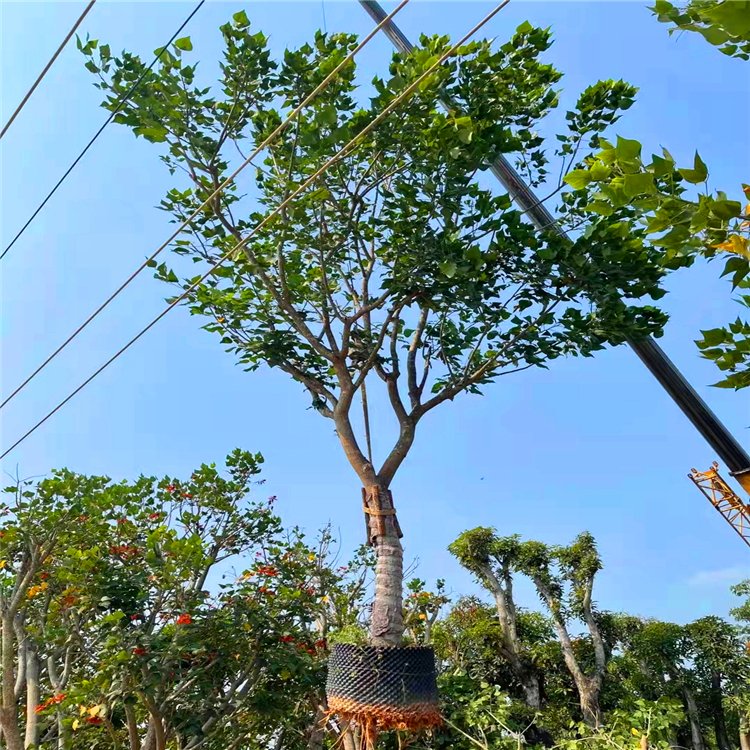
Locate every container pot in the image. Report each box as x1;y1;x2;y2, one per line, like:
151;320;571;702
326;643;440;732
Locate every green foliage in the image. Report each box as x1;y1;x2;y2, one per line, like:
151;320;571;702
2;470;748;748
731;578;750;627
565;139;750;389
652;0;750;59
558;1;750;389
557;698;685;750
0;455;373;748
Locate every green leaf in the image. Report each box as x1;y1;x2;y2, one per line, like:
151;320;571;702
136;125;169;143
589;162;610;181
233;9;250;27
615;136;642;161
698;25;731;46
564;169;592;190
699;328;729;347
174;37;193;52
439;260;457;278
516;21;534;34
457;128;473;144
678;152;708;184
584;201;614;216
623;172;656;198
710;199;742;220
598;148;618;165
703;0;750;37
650;154;674;177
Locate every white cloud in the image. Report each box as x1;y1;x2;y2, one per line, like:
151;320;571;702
688;566;750;587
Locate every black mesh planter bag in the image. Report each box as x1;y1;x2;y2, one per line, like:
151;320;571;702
326;643;441;735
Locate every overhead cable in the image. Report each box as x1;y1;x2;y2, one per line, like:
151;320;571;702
1;0;206;260
1;0;97;140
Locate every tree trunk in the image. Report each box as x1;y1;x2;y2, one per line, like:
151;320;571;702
56;710;71;750
141;722;156;750
334;400;408;646
342;725;358;750
682;686;706;750
578;678;602;729
363;484;403;646
306;704;326;750
125;704;140;750
739;732;750;750
0;616;23;750
520;674;542;711
711;672;731;750
480;563;542;711
23;648;39;749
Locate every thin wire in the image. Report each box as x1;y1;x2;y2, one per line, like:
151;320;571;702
1;0;510;460
321;0;328;33
1;0;206;261
0;0;409;412
0;0;97;140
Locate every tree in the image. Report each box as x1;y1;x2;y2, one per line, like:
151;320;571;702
687;616;750;750
452;530;612;727
82;13;668;646
730;580;750;750
732;578;750;626
514;532;610;728
449;530;546;711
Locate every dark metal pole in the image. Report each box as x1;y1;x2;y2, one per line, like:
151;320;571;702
358;0;750;482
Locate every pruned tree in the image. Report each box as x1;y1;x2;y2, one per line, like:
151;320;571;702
83;14;668;645
452;529;610;726
449;530;545;710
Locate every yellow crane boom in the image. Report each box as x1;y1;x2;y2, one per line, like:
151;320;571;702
689;463;750;549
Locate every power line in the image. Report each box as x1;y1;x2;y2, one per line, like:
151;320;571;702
0;0;97;140
0;0;410;413
1;0;206;261
0;0;510;460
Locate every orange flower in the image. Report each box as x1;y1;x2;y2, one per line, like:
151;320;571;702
176;614;192;626
35;694;65;713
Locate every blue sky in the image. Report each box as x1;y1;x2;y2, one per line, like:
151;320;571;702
1;1;748;626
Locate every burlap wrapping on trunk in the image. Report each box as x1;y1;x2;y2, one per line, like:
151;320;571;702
326;644;441;733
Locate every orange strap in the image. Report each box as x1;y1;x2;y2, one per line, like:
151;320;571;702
363;505;396;517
